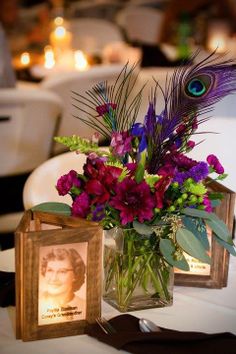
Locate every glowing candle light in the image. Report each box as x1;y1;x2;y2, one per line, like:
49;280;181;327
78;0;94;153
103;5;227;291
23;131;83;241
207;21;230;53
54;16;64;26
49;25;72;56
44;46;55;69
74;50;89;71
20;52;30;67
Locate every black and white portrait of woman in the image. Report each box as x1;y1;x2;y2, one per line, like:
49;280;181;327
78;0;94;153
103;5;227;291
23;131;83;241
38;243;87;325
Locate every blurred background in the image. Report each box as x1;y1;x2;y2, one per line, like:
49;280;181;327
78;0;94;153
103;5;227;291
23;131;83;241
1;0;236;250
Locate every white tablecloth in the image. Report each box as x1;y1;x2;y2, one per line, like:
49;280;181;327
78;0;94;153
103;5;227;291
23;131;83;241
0;256;235;354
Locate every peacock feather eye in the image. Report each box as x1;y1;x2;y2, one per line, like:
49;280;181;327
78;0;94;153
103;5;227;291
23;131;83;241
185;74;212;97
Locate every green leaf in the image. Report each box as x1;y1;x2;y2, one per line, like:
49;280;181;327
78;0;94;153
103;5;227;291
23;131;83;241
31;202;71;215
182;207;213;219
214;236;236;256
181;215;209;250
210;199;221;208
160;239;190;271
176;228;211;264
133;221;153;236
135;164;145;183
205;214;233;244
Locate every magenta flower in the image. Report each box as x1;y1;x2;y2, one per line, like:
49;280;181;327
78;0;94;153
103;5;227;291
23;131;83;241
203;195;213;212
110;178;155;225
86;179;110;204
207;154;224;174
71;192;90;217
96;103;117;116
56;170;81;196
110;131;132;156
186;140;195;150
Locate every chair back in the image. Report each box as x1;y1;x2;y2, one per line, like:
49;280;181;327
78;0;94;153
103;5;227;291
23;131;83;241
116;6;164;45
23;151;86;210
69;18;123;55
41;64;124;154
0;88;62;176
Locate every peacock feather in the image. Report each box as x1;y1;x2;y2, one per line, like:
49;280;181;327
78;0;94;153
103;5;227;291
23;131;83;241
68;51;236;173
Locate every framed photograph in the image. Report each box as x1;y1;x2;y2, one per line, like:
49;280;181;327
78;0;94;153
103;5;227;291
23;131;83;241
174;179;235;288
15;211;103;341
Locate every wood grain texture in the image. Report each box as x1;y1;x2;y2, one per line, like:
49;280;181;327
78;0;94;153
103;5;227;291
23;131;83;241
174;179;235;288
15;211;103;341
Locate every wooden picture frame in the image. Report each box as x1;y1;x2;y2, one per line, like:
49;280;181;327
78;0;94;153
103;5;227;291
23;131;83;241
15;210;103;341
174;179;235;288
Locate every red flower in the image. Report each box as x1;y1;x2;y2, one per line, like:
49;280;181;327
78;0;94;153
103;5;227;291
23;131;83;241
71;192;90;218
110;178;155;225
56;170;81;196
154;176;172;209
86;179;110;204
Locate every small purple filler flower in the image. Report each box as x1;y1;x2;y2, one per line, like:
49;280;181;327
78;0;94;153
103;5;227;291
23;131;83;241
188;161;209;182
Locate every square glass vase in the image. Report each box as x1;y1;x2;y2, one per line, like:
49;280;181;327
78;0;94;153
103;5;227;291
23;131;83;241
103;227;174;312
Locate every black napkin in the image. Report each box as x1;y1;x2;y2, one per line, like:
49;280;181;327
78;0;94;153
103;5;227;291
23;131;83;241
0;271;15;307
87;314;236;354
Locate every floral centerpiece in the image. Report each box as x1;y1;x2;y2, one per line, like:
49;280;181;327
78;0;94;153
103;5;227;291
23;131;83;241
40;54;236;311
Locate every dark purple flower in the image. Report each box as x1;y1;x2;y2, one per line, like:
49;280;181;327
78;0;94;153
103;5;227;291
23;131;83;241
110;178;155;225
71;192;90;218
188;162;209;182
56;170;81;196
92;204;106;222
170;152;197;169
207;154;224;174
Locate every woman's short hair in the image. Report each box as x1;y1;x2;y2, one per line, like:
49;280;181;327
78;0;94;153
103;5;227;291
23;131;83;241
41;248;86;291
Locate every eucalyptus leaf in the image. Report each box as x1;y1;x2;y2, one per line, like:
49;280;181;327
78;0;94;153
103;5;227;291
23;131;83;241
181;215;210;251
31;202;71;215
214;236;236;256
182;208;212;219
159;239;190;271
133;221;153;236
176;228;211;264
205;216;233;244
210;199;221;208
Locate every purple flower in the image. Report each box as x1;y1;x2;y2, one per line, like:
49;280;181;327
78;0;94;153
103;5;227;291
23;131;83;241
110;178;155;225
56;170;81;196
71;192;90;218
111;131;132;156
207;154;224;174
173;171;189;185
92;205;106;222
188;162;209;182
